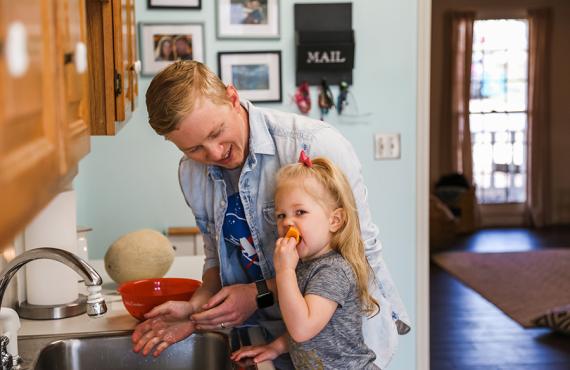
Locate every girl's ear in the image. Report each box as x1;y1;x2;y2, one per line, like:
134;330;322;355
329;208;345;233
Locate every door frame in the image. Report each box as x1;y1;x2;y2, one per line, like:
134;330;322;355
416;0;431;369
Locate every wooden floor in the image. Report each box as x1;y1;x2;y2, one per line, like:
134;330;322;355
430;226;570;370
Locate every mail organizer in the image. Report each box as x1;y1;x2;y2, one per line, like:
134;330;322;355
295;3;354;85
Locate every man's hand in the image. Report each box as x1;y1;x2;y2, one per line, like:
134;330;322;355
274;237;299;273
132;301;197;357
190;283;257;330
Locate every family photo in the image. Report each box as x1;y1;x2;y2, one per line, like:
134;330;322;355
140;23;204;75
230;0;268;25
154;34;193;61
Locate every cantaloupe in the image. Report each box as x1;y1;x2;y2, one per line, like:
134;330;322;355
104;229;174;284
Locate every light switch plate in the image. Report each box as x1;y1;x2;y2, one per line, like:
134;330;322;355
374;133;401;160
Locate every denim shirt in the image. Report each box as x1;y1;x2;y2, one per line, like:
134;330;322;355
178;101;411;369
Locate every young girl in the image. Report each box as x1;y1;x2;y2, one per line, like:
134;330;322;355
231;153;380;369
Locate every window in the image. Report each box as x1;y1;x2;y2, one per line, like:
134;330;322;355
470;19;528;204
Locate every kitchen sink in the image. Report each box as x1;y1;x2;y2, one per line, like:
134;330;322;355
30;331;232;370
18;327;273;370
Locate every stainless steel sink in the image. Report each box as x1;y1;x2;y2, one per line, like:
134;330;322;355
18;327;273;370
22;331;234;370
33;331;232;370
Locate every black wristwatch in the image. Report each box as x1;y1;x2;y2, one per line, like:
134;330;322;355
255;279;274;308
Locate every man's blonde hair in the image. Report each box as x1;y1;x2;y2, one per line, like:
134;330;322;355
275;156;380;316
146;61;230;135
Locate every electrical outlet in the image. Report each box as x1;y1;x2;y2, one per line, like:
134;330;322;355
374;133;401;160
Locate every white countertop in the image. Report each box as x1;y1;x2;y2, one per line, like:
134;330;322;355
19;256;205;336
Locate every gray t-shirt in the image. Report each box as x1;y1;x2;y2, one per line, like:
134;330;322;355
288;251;379;370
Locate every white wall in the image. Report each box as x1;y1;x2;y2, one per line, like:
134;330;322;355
75;1;420;368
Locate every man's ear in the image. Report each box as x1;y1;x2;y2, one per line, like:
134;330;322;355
329;208;346;233
226;85;241;109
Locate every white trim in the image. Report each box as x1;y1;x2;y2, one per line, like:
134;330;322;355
416;0;431;369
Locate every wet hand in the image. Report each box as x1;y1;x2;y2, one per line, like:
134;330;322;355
131;301;196;357
190;283;257;330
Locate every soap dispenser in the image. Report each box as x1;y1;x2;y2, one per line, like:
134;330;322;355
0;307;21;368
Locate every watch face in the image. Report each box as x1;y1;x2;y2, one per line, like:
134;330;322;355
257;292;274;308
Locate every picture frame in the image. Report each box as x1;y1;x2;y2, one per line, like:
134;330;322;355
139;23;205;76
216;0;280;39
148;0;201;9
218;51;282;103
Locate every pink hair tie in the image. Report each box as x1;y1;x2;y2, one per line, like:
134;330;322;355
298;150;313;167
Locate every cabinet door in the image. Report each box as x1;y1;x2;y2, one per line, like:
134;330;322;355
112;0;131;123
0;0;61;247
84;0;116;135
84;0;137;135
126;0;138;113
55;0;90;182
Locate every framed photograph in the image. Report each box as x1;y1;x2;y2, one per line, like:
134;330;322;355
218;51;282;103
139;23;205;76
216;0;280;39
148;0;201;9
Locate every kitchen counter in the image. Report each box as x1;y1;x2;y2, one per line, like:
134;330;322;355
16;256;275;370
19;255;205;336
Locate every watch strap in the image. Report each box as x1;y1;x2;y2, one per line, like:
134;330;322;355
255;279;269;295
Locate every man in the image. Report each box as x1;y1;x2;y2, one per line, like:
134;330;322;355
132;61;410;369
174;36;192;61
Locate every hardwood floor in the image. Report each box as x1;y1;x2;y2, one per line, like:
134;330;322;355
430;226;570;370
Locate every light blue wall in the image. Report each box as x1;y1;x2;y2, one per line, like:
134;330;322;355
75;0;418;368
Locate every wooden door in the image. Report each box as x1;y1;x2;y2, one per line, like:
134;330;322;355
83;0;137;135
126;0;138;113
0;0;61;247
54;0;90;182
112;0;131;123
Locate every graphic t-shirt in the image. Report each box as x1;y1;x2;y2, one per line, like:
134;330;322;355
222;168;263;282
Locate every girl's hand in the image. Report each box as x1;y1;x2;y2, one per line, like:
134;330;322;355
230;341;284;364
274;237;299;272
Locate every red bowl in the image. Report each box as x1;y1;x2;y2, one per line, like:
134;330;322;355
117;278;202;321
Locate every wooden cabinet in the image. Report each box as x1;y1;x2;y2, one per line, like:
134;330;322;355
0;0;139;248
55;0;91;183
0;0;90;248
86;0;139;135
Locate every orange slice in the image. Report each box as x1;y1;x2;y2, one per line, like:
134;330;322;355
285;226;301;244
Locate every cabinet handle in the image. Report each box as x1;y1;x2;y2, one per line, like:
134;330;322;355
64;52;74;65
74;42;87;74
114;71;122;96
133;60;142;74
6;21;29;77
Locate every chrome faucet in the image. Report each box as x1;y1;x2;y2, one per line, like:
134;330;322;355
0;248;107;317
0;248;108;369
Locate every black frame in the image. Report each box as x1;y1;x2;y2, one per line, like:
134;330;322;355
148;0;201;10
217;50;282;103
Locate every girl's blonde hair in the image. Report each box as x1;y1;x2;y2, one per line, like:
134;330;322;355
275;156;379;316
